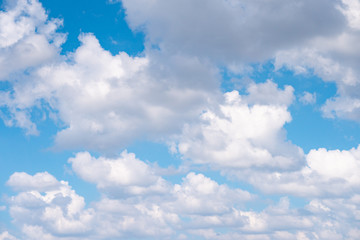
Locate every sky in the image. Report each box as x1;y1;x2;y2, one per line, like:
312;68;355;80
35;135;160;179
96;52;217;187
1;0;360;239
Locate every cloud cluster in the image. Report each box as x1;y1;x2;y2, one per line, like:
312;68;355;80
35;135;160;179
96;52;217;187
242;145;360;198
0;0;220;150
0;232;17;240
122;0;360;120
0;0;65;134
6;153;253;239
176;81;304;171
2;0;360;145
6;172;94;239
1;0;360;239
0;0;65;80
273;0;360;120
68;151;170;196
5;150;360;239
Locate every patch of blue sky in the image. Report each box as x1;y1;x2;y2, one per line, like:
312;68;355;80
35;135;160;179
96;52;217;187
41;0;145;56
0;114;100;205
274;69;360;152
0;215;16;240
0;81;12;92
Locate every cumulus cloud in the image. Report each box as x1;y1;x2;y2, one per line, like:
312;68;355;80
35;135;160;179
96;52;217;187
5;158;257;239
2;0;360;239
274;43;360;120
6;172;95;239
68;151;170;196
0;232;17;240
4;148;360;239
1;32;219;150
235;145;360;199
176;81;304;171
0;0;65;80
169;172;252;215
7;172;60;192
5;169;360;239
0;0;221;148
273;0;360;120
0;0;65;135
339;0;360;30
122;0;345;63
120;0;360;121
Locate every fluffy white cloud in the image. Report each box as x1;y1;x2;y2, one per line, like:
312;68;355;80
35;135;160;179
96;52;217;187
1;32;219;150
169;172;252;215
307;147;360;183
4;159;256;239
186;196;360;240
4;159;360;240
238;145;360;198
0;0;221;148
6;172;95;239
2;0;360;239
69;151;251;214
339;0;360;30
176;81;304;171
0;0;65;80
7;172;60;192
0;232;17;240
0;0;65;135
91;198;179;239
274;42;360;120
68;151;170;196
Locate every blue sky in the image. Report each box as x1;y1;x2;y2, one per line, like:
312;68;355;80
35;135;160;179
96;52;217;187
1;0;360;239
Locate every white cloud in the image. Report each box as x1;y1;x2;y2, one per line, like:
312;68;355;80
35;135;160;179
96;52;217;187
1;33;219;151
0;0;65;135
121;0;360;123
299;92;316;105
176;81;304;171
7;172;60;192
273;0;360;120
0;232;17;240
1;1;360;239
307;147;360;183
122;0;345;63
169;172;252;215
4;163;255;239
92;198;179;239
238;145;360;198
0;0;65;80
7;172;95;239
322;96;360;120
245;80;295;106
68;151;170;196
4;164;360;239
339;0;360;30
176;195;359;240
